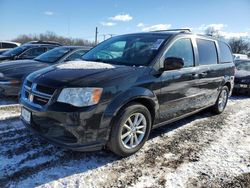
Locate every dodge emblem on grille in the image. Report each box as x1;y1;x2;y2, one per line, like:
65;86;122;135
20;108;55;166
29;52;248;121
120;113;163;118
29;94;34;102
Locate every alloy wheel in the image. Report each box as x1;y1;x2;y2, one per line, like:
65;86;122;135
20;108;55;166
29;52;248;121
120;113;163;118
120;113;147;149
218;89;228;111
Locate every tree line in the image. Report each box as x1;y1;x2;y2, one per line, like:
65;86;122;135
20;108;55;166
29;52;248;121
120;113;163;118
11;30;250;57
12;31;95;47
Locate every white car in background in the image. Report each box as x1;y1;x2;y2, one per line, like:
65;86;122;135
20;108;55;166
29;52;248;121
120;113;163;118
0;41;21;54
233;53;248;60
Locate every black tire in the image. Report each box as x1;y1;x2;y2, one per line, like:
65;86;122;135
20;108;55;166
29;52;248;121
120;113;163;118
211;86;229;114
108;103;152;157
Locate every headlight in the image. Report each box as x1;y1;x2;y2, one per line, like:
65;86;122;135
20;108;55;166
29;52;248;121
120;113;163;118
0;73;4;78
57;87;103;107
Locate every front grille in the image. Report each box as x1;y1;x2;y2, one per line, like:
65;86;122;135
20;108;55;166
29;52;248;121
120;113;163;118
23;80;56;107
33;96;50;106
36;84;56;95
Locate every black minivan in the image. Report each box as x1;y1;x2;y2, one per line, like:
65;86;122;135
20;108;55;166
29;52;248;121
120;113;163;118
20;30;235;156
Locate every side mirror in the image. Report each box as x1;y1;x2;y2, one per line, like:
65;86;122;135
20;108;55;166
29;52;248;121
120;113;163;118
163;57;184;71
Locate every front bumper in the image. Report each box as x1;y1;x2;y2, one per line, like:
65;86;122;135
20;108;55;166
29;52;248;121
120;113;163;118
20;104;108;151
233;83;250;95
0;81;20;96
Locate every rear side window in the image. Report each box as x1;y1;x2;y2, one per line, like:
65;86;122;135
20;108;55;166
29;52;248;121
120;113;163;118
196;39;218;65
21;47;46;58
165;38;194;68
218;42;233;63
2;42;17;48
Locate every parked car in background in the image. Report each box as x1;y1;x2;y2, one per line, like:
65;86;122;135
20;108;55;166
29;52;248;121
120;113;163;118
20;30;234;156
233;59;250;95
233;53;248;60
0;46;91;96
0;50;9;55
0;42;60;62
0;41;20;54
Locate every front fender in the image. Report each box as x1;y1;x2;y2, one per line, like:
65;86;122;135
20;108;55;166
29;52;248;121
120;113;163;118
98;87;159;141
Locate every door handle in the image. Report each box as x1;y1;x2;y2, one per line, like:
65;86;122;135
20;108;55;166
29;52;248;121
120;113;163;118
191;73;199;79
200;72;207;78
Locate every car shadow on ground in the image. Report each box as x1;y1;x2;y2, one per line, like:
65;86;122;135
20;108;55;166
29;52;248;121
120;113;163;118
1;96;248;187
0;96;18;105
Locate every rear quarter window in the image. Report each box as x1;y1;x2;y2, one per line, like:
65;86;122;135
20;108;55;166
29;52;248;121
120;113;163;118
196;39;218;65
218;41;233;63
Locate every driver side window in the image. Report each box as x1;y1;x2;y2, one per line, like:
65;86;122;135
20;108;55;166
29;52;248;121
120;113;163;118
95;41;126;60
20;47;46;59
164;38;194;68
65;50;87;61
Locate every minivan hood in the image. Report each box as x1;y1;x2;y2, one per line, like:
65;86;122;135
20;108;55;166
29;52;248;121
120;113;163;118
29;61;144;88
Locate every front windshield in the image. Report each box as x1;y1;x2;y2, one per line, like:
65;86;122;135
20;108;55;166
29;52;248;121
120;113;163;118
82;34;169;66
35;47;71;63
2;45;28;56
236;61;250;72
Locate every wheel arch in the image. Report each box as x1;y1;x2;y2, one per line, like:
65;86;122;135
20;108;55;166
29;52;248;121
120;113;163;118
100;87;159;141
224;81;231;91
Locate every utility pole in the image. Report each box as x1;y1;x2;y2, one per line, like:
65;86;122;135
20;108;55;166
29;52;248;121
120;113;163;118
95;27;98;45
103;34;106;41
101;34;115;42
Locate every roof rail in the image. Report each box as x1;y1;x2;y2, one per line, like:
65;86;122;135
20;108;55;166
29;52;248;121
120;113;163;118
25;41;62;46
151;29;191;33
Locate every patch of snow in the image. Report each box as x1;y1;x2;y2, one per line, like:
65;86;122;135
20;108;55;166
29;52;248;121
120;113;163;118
163;101;250;187
57;61;116;70
0;104;20;120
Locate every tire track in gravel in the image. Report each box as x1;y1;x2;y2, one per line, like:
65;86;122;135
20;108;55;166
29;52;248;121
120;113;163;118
0;118;64;187
221;173;250;188
1;150;116;188
0;118;22;130
0;116;117;188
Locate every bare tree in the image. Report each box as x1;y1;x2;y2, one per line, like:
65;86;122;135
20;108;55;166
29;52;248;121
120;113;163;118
228;37;250;54
12;31;95;46
204;27;222;38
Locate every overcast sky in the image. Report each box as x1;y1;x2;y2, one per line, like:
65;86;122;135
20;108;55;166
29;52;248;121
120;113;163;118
0;0;250;41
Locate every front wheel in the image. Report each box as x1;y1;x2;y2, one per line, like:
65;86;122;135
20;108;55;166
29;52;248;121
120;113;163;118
108;103;152;157
211;86;229;114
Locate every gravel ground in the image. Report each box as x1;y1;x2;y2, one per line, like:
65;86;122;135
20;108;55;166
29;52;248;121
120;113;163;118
0;97;250;188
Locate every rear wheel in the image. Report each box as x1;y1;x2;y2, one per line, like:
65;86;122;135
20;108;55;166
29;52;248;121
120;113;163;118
108;103;152;157
211;86;229;114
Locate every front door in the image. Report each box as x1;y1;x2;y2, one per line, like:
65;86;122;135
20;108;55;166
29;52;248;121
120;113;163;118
158;37;202;122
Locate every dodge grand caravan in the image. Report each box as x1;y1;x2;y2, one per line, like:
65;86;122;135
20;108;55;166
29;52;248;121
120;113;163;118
20;29;235;156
